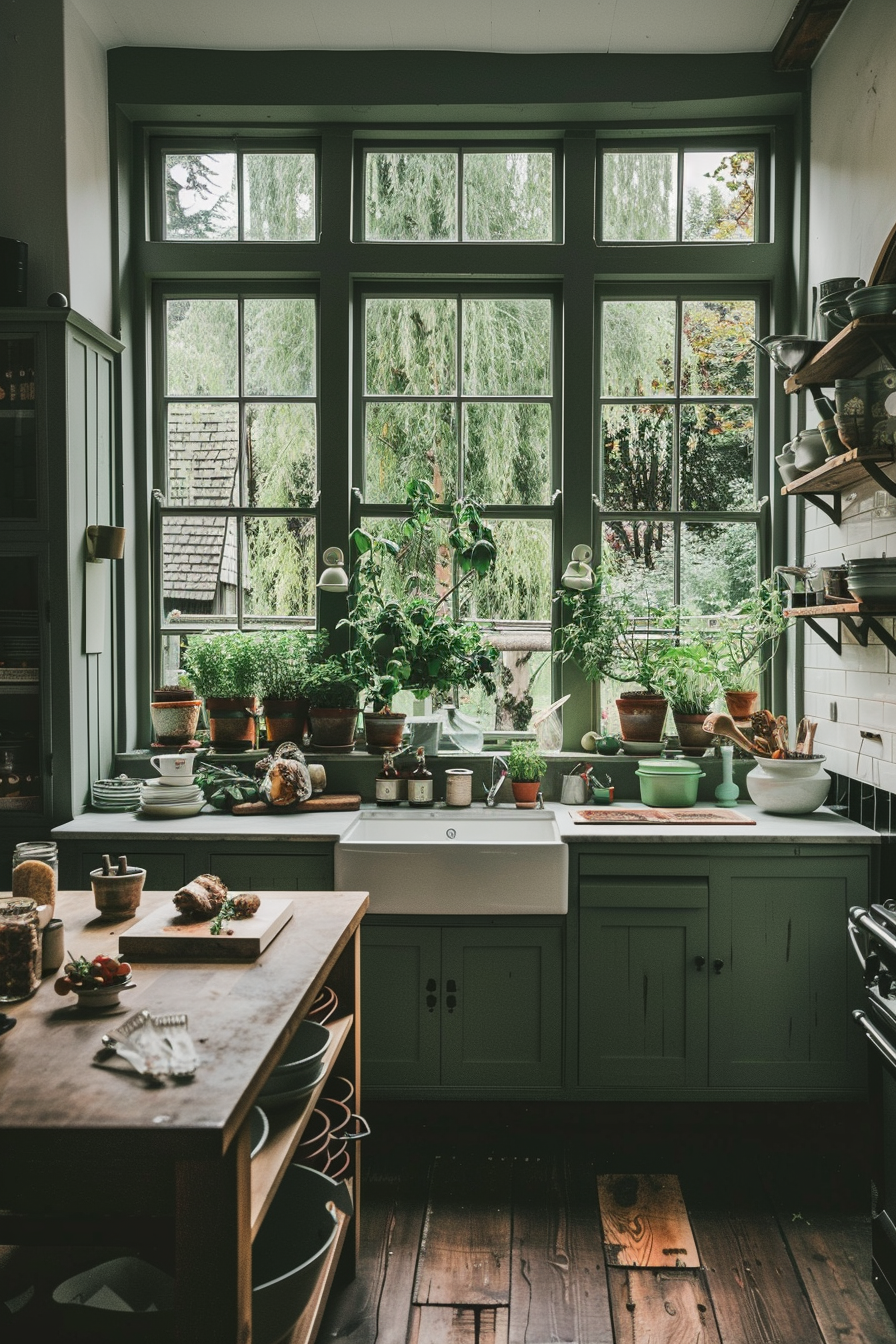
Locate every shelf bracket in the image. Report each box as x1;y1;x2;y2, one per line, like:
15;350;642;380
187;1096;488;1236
861;459;896;501
804;616;842;655
857;615;896;659
841;615;871;649
868;336;896;369
802;492;841;525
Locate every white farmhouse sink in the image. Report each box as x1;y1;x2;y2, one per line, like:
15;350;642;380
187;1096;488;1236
335;807;568;914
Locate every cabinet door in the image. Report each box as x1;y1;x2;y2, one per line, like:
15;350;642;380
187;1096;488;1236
440;927;563;1088
208;850;333;891
579;879;709;1089
361;926;441;1087
79;850;186;891
709;857;868;1092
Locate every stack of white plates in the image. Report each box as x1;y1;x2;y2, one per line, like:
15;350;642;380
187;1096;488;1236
92;777;143;811
140;778;205;818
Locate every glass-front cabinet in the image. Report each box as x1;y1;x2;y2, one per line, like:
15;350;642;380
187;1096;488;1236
0;335;38;520
0;555;44;816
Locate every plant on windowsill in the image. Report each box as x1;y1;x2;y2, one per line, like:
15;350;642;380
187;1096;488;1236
653;641;721;757
256;629;329;748
710;579;786;720
303;655;364;752
507;739;547;809
149;680;201;746
182;631;262;751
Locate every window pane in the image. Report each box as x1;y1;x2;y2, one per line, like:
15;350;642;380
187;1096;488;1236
166;299;238;396
464;403;551;505
602;152;677;242
462;299;551;396
167;403;240;507
165;153;238;240
683;151;755;242
679;403;754;511
243;153;315;241
680;522;757;612
365;152;458;241
601;300;675;397
468;519;553;622
244;516;316;621
359;515;452;604
364;403;458;505
463;152;553;241
680;300;755;396
601;520;674;613
365;298;456;396
601;404;673;512
162;514;238;624
244;298;315;397
247;403;316;507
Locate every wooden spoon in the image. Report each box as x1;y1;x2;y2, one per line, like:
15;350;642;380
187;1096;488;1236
805;721;817;756
703;712;770;755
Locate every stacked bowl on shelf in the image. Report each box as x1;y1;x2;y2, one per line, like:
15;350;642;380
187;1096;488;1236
91;777;143;811
847;557;896;603
139;777;205;818
846;282;896;319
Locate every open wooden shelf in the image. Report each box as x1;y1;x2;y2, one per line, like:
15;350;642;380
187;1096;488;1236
785;601;896;657
785;601;896;618
784;316;896;392
288;1176;353;1344
781;446;895;497
250;1013;353;1240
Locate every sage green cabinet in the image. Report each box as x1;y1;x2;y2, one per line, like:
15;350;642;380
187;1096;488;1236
361;923;563;1090
208;850;333;891
579;877;709;1089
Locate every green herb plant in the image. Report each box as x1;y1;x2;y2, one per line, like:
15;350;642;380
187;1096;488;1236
653;641;720;714
711;579;786;693
194;762;259;810
554;574;674;695
183;631;262;699
303;654;363;709
508;739;547;782
256;629;328;700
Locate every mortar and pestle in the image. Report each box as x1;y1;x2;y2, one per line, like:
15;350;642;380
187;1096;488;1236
90;854;146;922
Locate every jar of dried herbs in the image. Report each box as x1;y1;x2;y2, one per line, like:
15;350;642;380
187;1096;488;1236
0;897;42;1002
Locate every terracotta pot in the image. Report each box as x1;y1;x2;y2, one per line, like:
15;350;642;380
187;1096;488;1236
309;705;358;750
616;694;668;743
205;696;258;750
150;698;201;744
89;865;146;922
511;779;541;809
724;689;759;721
671;711;714;757
262;696;310;748
363;711;407;754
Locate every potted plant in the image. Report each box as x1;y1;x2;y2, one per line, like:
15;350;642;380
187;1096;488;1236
508;740;547;808
183;632;261;750
150;680;201;745
654;641;721;756
257;629;328;747
304;654;363;751
712;580;786;720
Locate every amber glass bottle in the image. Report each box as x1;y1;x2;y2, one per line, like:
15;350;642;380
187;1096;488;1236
407;747;433;807
375;751;400;807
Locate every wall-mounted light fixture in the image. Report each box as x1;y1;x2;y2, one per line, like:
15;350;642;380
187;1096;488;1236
85;524;126;561
560;544;595;591
317;546;349;593
84;525;126;653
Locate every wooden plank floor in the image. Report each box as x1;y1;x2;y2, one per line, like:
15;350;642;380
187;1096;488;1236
319;1106;896;1344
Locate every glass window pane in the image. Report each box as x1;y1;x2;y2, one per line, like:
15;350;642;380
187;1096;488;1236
601;404;673;512
364;403;458;505
463;152;553;242
165;153;238;240
243;153;315;241
365;152;458;241
365;298;456;396
601;301;675;398
247;403;316;508
467;519;553;622
680;300;756;396
0;336;37;518
680;522;757;613
602;152;677;242
166;299;238;396
243;298;315;397
601;520;674;613
680;403;754;511
683;151;755;242
359;514;452;604
462;299;551;396
464;403;551;505
167;403;240;507
244;516;316;621
162;514;238;624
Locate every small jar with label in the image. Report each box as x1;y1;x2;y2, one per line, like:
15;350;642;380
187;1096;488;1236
0;897;42;1002
407;747;434;807
375;751;400;807
445;768;473;807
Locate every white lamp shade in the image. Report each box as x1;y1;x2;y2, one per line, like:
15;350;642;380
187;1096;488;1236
318;546;349;592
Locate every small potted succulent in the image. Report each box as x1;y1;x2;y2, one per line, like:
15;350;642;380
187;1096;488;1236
508;740;547;809
304;655;363;752
183;632;261;750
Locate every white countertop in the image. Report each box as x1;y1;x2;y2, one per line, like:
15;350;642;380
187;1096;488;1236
52;801;880;844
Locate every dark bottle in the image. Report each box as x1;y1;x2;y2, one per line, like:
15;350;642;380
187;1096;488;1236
375;751;400;807
407;746;433;807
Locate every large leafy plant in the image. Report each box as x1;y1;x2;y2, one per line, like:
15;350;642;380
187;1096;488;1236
653;641;720;713
183;631;262;699
553;576;674;695
710;579;786;692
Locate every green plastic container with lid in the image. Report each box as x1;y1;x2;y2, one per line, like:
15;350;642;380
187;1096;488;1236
635;759;704;807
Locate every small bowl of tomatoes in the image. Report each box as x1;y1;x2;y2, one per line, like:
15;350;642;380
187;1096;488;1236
55;954;135;1009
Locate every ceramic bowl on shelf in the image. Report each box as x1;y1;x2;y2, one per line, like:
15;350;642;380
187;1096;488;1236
847;283;896;318
619;740;666;756
755;335;825;375
745;755;830;815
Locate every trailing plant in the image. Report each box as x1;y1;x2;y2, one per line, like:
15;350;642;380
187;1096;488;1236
183;631;262;699
304;655;363;710
710;579;786;691
553;575;674;695
508;740;547;782
256;629;329;700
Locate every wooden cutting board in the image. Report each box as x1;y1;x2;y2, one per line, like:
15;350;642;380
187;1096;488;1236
119;897;293;961
231;793;361;816
574;808;755;825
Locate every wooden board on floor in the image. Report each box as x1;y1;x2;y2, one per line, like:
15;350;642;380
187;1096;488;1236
409;1305;508;1344
413;1154;513;1307
509;1155;614;1344
607;1267;722;1343
598;1173;700;1268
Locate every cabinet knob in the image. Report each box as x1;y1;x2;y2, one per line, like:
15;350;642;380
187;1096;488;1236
713;958;725;975
446;993;457;1012
694;956;706;971
425;993;437;1011
425;978;437;992
446;979;457;993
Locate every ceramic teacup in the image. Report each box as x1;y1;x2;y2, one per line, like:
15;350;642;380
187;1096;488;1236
150;753;195;779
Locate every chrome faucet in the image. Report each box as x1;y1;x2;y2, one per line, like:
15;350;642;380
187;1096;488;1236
484;754;509;807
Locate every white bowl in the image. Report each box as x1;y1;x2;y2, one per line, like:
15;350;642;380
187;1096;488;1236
139;801;205;818
746;757;830;814
620;740;666;756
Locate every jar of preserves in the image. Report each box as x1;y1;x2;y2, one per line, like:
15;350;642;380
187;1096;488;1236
0;897;41;1002
11;841;57;909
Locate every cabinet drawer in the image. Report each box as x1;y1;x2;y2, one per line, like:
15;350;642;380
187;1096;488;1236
580;877;708;909
208;851;333;891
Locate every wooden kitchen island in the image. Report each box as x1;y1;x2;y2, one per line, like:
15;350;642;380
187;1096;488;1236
0;888;368;1344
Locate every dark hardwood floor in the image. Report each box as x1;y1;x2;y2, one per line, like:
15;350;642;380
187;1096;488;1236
320;1102;896;1344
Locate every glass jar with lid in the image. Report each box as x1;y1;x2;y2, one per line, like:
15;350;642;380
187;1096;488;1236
11;841;57;910
0;897;42;1001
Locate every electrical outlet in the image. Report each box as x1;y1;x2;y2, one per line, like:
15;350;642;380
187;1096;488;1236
829;701;838;722
861;730;883;744
873;490;896;518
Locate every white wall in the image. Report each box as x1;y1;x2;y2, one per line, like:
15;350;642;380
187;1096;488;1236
63;0;111;331
802;0;896;790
